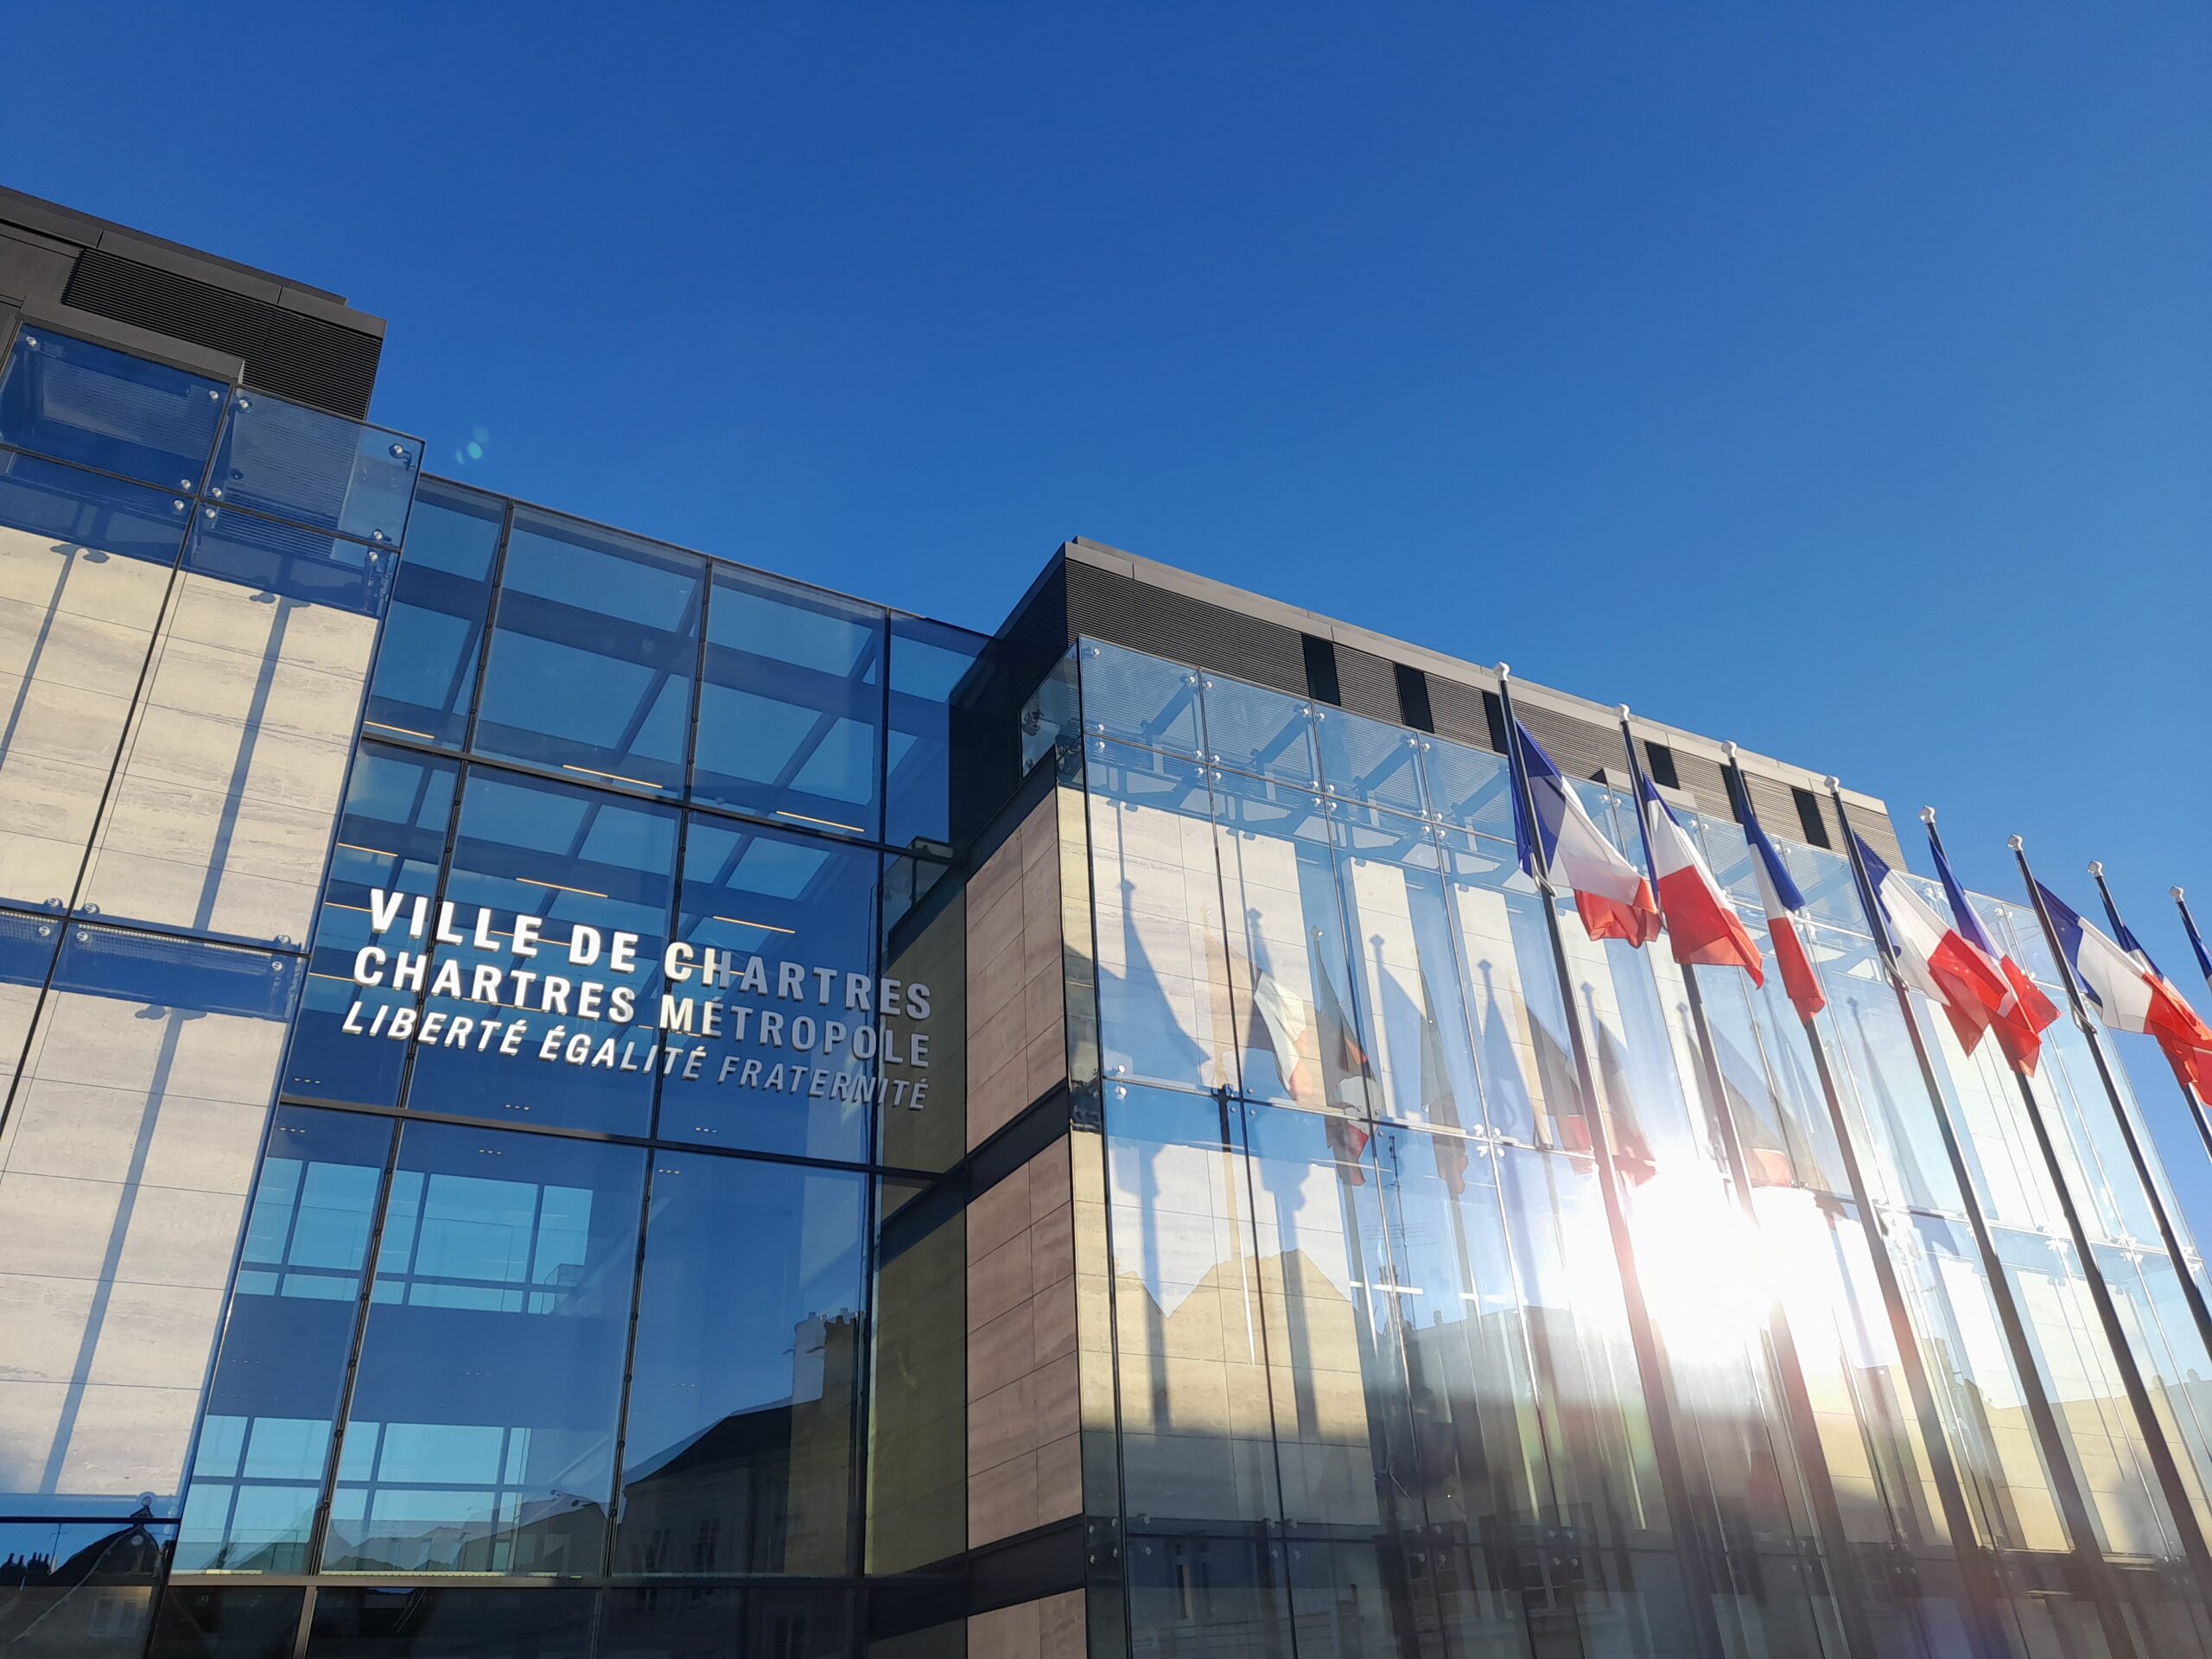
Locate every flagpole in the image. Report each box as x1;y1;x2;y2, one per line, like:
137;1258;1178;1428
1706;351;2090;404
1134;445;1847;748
2094;865;2212;1174
2018;844;2212;1497
1720;759;2012;1659
1495;669;1726;1656
1830;787;2141;1659
2177;887;2212;994
1618;715;1879;1659
1957;820;2212;1596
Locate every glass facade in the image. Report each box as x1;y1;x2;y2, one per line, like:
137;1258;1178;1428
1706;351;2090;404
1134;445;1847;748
4;300;2211;1659
1070;639;2212;1659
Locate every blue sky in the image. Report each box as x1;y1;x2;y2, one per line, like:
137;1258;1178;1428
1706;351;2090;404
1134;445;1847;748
9;3;2209;1221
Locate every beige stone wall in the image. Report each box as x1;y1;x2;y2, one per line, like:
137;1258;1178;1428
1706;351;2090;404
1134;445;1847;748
969;1587;1085;1659
966;1136;1080;1547
966;797;1067;1149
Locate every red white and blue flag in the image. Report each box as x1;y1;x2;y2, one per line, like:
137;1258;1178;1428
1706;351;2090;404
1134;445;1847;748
2048;884;2212;1103
1855;832;2056;1074
1631;767;1764;982
1927;830;2059;1075
1724;772;1827;1020
1510;719;1662;947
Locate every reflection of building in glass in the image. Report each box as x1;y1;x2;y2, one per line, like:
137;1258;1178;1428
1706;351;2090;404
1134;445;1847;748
3;188;2212;1659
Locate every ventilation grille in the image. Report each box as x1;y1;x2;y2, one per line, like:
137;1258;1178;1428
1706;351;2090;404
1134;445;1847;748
1063;562;1307;696
1427;677;1499;753
1333;643;1401;723
63;249;379;419
1842;799;1906;870
1513;701;1623;785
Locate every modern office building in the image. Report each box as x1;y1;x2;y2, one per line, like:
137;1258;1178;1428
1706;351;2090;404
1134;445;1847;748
2;186;2210;1659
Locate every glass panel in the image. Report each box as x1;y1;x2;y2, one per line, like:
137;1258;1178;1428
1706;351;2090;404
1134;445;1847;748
615;1154;866;1575
302;1587;596;1656
1314;704;1426;815
206;391;420;546
1102;1084;1288;1534
879;861;963;1175
179;1107;392;1572
147;1586;307;1658
76;564;379;944
658;817;878;1161
1198;672;1316;785
0;1516;172;1656
595;1586;853;1659
695;567;883;838
0;925;298;1516
1330;805;1480;1132
1077;638;1205;758
1211;768;1369;1115
886;614;984;855
184;506;397;618
1084;740;1236;1096
1435;827;1575;1148
324;1122;645;1576
285;746;458;1107
0;328;226;490
1420;735;1515;841
361;481;505;750
1236;1101;1434;1656
402;769;676;1138
0;459;188;911
868;1179;964;1573
474;512;702;794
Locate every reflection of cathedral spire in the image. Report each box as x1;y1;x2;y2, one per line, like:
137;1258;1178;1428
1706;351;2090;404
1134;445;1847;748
1418;965;1469;1195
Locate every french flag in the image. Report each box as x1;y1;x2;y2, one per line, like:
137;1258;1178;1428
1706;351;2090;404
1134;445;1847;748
1723;769;1827;1020
2056;885;2212;1103
2180;892;2212;991
1855;832;2055;1074
1510;719;1662;947
1925;829;2060;1076
1633;768;1764;982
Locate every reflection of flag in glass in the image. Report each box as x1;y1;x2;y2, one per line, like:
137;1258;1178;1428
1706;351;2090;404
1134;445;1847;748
1552;1010;1657;1185
1708;1022;1796;1186
1249;963;1373;1182
1419;966;1470;1195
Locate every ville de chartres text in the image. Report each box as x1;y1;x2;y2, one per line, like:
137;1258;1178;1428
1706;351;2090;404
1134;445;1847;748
336;891;935;1109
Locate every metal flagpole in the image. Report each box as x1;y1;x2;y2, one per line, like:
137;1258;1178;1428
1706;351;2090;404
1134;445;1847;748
2014;845;2212;1551
2091;867;2212;1183
1829;787;2141;1659
1954;823;2212;1592
1616;714;1878;1659
1495;669;1726;1658
1719;758;2012;1659
2175;888;2212;995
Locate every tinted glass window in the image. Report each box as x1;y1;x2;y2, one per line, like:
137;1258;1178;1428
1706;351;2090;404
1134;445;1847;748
885;615;983;854
695;567;882;837
147;1586;307;1658
0;1517;171;1656
615;1154;867;1575
363;482;505;748
658;818;878;1161
303;1587;595;1656
474;512;702;794
206;390;420;547
403;769;676;1136
180;1107;393;1572
287;746;458;1107
325;1123;645;1576
596;1586;852;1658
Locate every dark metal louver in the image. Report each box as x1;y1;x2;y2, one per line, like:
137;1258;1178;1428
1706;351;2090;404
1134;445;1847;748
64;248;379;419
